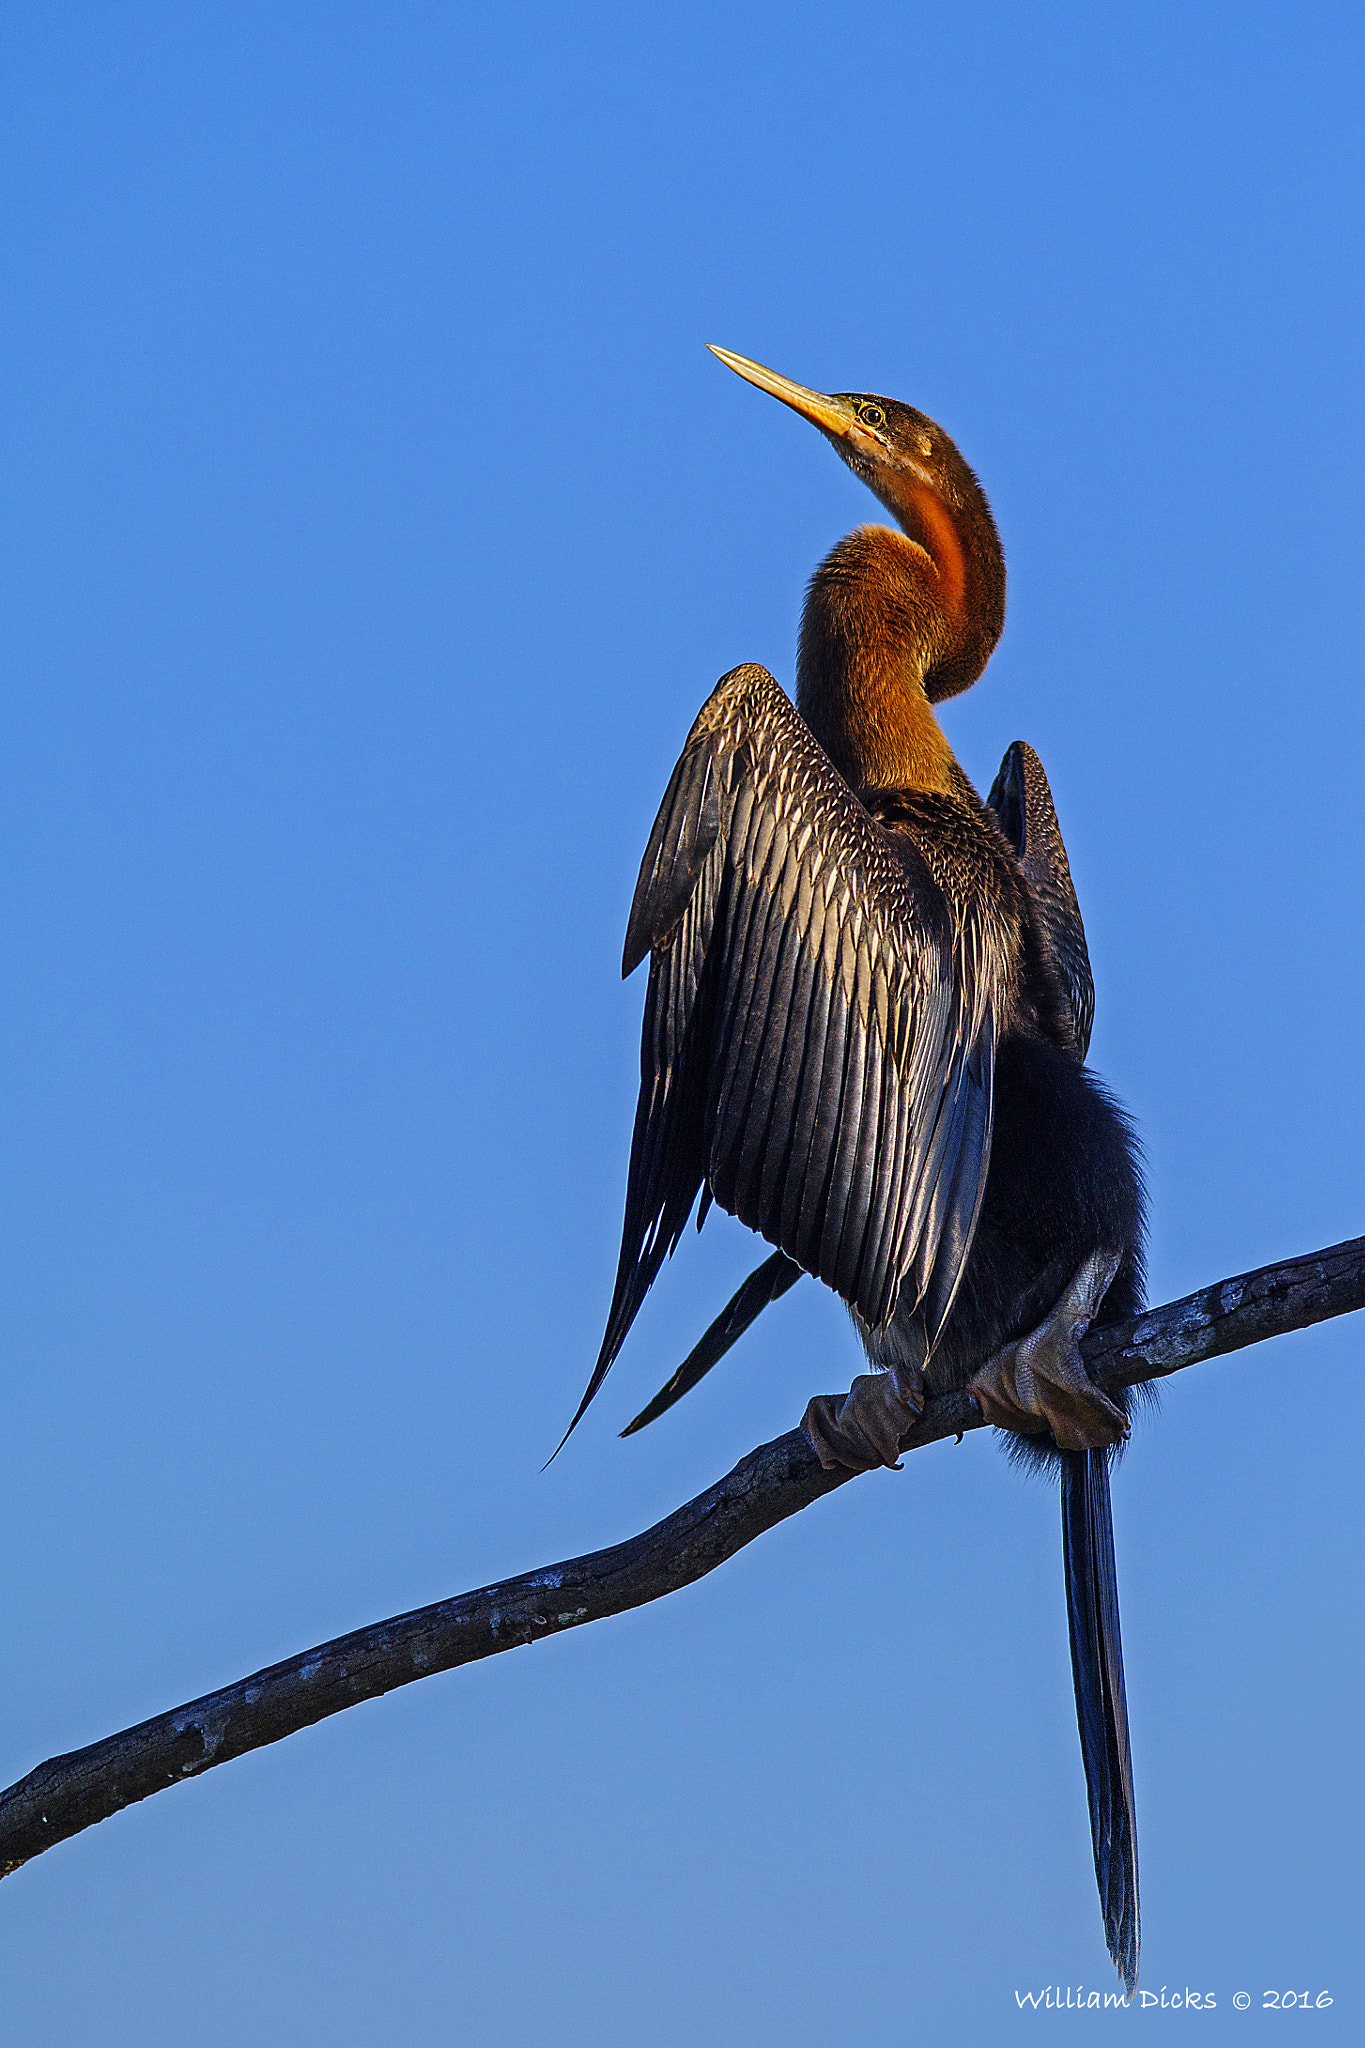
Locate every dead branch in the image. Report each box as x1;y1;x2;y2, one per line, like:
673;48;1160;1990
2;1232;1360;1880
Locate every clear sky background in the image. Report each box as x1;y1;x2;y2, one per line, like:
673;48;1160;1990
3;4;1361;2041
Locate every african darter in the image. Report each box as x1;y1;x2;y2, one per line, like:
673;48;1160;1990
561;347;1147;1994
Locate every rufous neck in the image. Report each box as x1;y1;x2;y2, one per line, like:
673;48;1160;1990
795;525;958;795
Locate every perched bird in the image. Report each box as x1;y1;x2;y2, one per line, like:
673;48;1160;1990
564;348;1147;1994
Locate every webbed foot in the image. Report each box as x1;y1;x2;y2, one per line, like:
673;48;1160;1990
967;1248;1127;1451
802;1361;927;1472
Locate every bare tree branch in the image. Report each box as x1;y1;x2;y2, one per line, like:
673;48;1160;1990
2;1233;1360;1880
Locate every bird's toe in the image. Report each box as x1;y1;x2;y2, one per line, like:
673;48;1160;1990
968;1250;1128;1452
801;1364;924;1471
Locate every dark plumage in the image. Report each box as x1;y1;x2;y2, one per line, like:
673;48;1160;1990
565;349;1148;1994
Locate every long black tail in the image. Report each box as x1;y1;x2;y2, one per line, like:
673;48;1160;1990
1061;1447;1139;1996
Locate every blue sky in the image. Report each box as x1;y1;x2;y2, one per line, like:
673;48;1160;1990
2;3;1361;2040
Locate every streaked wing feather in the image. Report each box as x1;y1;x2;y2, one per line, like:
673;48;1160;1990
918;1014;996;1344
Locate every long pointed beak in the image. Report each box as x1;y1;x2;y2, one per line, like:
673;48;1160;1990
707;345;857;442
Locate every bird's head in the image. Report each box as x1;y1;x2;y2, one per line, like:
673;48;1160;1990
708;346;1004;703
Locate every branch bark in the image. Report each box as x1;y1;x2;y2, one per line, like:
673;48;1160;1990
2;1232;1361;1880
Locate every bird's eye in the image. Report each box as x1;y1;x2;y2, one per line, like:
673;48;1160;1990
857;403;885;428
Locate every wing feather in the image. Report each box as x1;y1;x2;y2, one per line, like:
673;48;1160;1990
735;907;806;1219
757;906;819;1220
817;1008;869;1287
987;740;1094;1060
796;972;849;1252
780;939;834;1243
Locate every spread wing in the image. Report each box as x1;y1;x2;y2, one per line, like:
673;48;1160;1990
987;740;1095;1061
562;663;1016;1444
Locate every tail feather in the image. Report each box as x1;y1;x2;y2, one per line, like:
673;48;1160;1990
1061;1447;1140;1997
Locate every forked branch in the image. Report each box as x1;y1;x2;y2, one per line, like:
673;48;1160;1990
2;1233;1360;1880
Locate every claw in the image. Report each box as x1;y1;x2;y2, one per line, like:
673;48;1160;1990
968;1249;1127;1451
802;1361;926;1471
